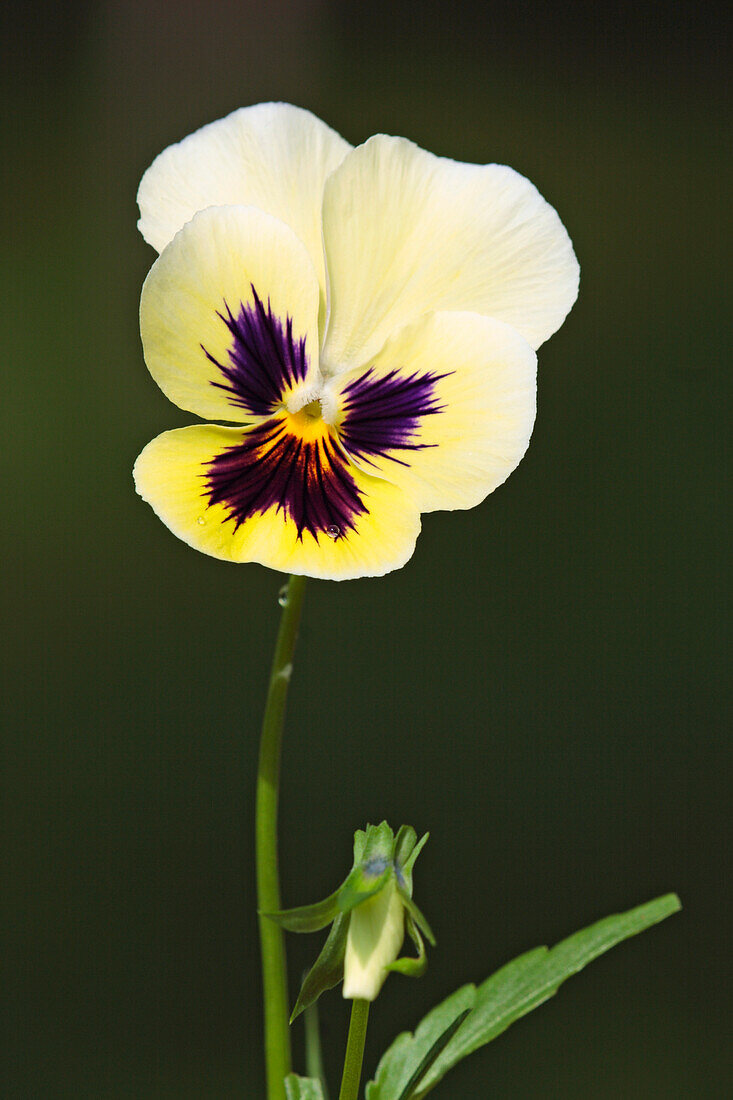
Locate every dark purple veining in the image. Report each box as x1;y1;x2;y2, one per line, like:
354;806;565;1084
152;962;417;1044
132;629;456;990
200;303;452;539
202;286;309;417
204;418;366;541
338;366;450;468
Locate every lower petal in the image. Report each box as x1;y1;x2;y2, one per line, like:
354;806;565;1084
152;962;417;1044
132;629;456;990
133;424;421;580
329;311;537;513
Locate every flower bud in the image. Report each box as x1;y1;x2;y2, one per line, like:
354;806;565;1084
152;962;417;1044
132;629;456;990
265;821;434;1019
342;878;405;1001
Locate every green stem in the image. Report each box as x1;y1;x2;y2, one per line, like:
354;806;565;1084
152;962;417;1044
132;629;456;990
305;998;330;1100
338;1000;370;1100
256;574;307;1100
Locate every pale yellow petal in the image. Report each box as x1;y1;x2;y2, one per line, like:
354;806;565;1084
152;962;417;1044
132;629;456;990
327;311;537;513
321;135;578;372
343;882;405;1001
140;206;321;421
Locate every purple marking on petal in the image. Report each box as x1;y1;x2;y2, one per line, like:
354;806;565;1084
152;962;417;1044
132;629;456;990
338;366;450;469
204;417;367;542
202;285;309;416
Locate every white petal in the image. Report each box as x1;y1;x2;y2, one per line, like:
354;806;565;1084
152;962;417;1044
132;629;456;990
321;135;579;372
137;103;352;311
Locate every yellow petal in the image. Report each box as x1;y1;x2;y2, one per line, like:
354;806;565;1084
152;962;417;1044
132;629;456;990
328;312;536;513
133;424;421;581
137;102;352;316
140;206;322;421
321;135;578;372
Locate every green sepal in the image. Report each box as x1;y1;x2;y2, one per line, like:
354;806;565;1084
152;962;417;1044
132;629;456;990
366;892;681;1100
333;821;396;915
398;889;436;948
263;887;342;933
352;828;369;863
338;861;393;914
265;864;390;932
358;820;396;862
393;825;417;868
265;823;395;932
399;831;429;892
284;1074;326;1099
388;912;427;979
290;912;349;1022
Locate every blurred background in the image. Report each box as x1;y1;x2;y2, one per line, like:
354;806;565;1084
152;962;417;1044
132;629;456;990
2;1;730;1095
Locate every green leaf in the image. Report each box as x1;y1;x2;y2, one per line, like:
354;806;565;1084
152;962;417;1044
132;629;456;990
284;1074;326;1099
365;986;476;1100
393;1009;471;1100
367;893;681;1100
290;912;350;1022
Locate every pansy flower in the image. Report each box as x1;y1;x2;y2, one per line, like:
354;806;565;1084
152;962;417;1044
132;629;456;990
134;103;578;579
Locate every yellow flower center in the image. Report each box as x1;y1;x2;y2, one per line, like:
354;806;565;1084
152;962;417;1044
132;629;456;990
285;401;332;444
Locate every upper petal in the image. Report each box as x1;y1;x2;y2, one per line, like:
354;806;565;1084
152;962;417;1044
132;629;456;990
140;205;322;421
321;135;579;371
137;103;352;311
327;311;537;513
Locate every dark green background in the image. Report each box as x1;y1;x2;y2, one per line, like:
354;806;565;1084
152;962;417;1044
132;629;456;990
3;2;730;1095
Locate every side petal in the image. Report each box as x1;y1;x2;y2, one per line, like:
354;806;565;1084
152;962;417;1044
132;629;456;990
327;312;537;513
140;206;322;421
133;424;421;581
321;135;578;371
137;102;352;310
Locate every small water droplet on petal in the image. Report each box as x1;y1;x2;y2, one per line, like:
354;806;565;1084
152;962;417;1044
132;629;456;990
326;524;341;540
197;516;205;525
